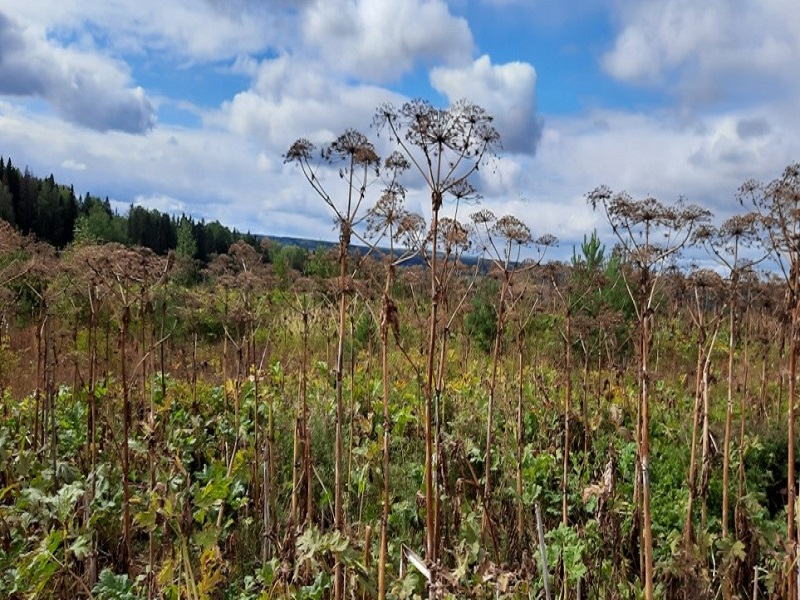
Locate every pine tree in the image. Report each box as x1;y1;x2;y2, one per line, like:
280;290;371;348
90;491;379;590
0;185;14;225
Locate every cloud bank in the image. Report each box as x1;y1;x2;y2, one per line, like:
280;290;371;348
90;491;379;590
0;12;155;133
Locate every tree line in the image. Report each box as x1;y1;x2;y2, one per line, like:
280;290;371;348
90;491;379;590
0;156;255;261
0;155;345;286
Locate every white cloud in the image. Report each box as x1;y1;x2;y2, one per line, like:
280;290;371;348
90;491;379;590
133;193;187;215
217;55;406;151
430;55;542;154
1;1;291;63
302;0;473;81
0;12;155;132
516;105;800;247
604;0;800;102
425;99;800;257
604;1;723;83
477;156;523;198
61;159;86;171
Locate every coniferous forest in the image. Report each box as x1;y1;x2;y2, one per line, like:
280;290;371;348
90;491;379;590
2;100;800;599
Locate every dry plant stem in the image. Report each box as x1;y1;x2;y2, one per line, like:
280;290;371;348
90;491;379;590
760;338;769;419
684;324;705;546
788;289;798;600
536;502;552;600
684;283;721;547
515;341;525;551
561;308;572;600
190;331;198;410
334;230;348;600
738;322;750;504
347;312;356;519
640;311;654;600
778;329;786;423
303;308;313;524
474;212;544;554
33;306;41;453
581;350;590;460
753;566;759;600
263;432;270;564
290;302;309;528
424;199;440;562
49;311;57;484
141;293;147;427
234;335;242;449
432;255;475;555
363;525;372;600
48;551;97;599
87;287;98;587
254;334;274;560
634;352;643;577
433;306;448;558
222;291;229;465
45;307;57;489
104;316;111;385
722;269;738;539
120;304;132;573
374;102;499;566
252;328;259;513
378;267;393;600
378;335;390;598
482;273;508;539
265;350;277;562
0;315;4;418
72;320;80;410
291;395;300;526
699;324;720;535
40;305;46;453
701;384;710;533
160;300;167;403
148;307;157;598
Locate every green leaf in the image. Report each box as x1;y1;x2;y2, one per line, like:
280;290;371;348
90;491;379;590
193;525;221;550
93;568;141;600
69;534;91;560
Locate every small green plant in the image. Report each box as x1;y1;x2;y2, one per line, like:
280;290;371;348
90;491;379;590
93;569;142;600
465;278;498;354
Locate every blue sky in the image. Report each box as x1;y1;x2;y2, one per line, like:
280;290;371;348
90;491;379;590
1;0;799;256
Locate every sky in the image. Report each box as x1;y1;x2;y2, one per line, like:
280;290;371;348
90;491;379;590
1;0;799;258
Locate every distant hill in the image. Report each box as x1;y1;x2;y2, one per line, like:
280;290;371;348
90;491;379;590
264;235;336;252
263;235;484;269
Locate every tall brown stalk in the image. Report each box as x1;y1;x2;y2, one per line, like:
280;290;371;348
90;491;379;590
374;99;499;563
509;286;541;558
431;213;477;552
88;244;164;574
287;291;315;528
364;152;424;599
588;188;709;599
682;270;724;546
740;163;800;599
471;210;554;545
695;214;762;539
70;244;116;587
548;256;599;595
286;130;380;600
